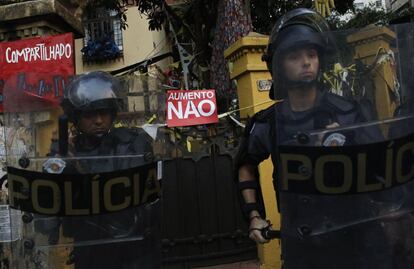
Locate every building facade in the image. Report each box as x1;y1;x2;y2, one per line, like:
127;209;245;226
385;0;414;12
75;5;172;75
354;0;386;10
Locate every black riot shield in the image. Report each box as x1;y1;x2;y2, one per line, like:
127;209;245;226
2;73;164;269
271;21;414;269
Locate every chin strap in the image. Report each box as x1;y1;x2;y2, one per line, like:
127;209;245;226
75;132;106;151
284;77;318;90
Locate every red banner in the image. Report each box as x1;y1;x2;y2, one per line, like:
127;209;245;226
0;33;75;112
166;90;219;127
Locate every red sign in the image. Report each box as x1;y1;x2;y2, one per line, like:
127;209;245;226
0;33;75;112
166;90;219;127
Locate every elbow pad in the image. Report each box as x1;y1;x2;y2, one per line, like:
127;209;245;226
238;179;266;221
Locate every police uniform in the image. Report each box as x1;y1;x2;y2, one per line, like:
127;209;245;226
240;7;414;269
48;71;161;269
246;89;379;157
57;128;160;269
239;87;414;269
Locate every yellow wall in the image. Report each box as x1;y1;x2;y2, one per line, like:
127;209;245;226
74;6;172;74
347;26;398;131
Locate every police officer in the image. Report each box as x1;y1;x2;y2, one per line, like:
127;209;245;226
236;8;384;268
50;71;161;269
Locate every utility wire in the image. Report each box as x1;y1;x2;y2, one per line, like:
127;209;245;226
111;36;173;76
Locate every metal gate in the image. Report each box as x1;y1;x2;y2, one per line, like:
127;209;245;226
160;123;257;268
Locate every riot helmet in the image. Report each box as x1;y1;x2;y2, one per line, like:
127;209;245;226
263;8;332;99
61;71;122;125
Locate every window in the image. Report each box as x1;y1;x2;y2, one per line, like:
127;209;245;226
376;0;382;8
82;8;123;62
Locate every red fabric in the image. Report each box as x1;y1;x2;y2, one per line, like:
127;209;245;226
0;33;75;112
210;0;252;98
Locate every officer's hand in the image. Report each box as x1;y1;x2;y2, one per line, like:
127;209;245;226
315;122;340;146
249;216;271;244
67;133;76;157
326;122;339;129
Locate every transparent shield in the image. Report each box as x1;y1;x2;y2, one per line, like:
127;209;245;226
273;23;414;268
3;73;165;268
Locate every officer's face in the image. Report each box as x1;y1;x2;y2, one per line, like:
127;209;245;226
281;47;319;83
78;110;112;136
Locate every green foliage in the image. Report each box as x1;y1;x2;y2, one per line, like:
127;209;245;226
327;6;414;31
84;0;169;31
250;0;311;34
85;0;356;34
134;0;165;31
87;0;414;91
344;6;389;29
325;11;346;30
250;0;355;34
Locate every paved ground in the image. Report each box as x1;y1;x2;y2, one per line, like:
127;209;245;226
193;260;260;269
